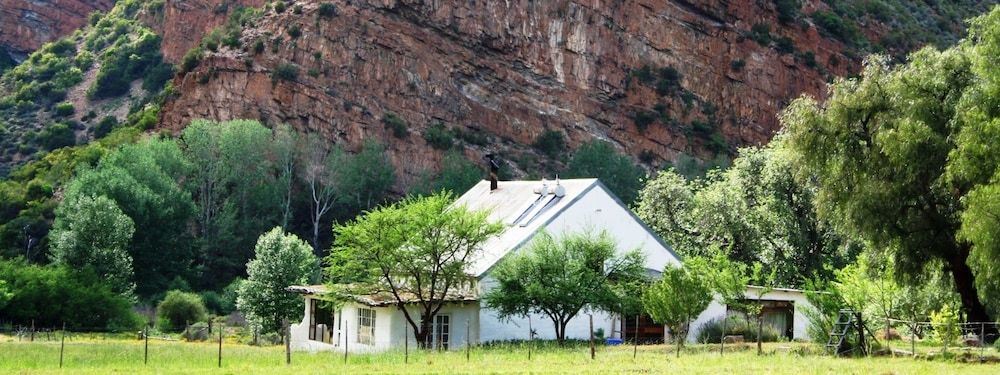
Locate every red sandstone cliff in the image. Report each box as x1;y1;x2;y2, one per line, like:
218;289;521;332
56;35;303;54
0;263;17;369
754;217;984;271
160;0;855;179
0;0;113;56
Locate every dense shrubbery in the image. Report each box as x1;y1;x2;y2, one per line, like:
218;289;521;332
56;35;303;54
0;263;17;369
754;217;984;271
0;258;142;330
318;3;338;18
272;63;299;82
696;315;782;343
382;113;408;138
532;130;566;157
37;122;76;151
423;122;454;150
156;290;208;332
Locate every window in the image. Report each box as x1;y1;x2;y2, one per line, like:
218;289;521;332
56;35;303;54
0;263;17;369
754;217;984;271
357;308;376;345
308;299;335;343
433;315;450;350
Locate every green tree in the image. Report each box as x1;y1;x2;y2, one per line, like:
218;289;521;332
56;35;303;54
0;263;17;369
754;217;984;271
563;140;644;204
635;142;856;286
434;151;482;194
779;32;994;321
696;251;749;354
50;195;135;298
64;138;195;296
182;119;281;288
745;263;777;355
0;279;12;310
641;264;712;357
236;228;319;333
483;230;647;345
327;193;502;348
157;290;208;332
337;140;395;214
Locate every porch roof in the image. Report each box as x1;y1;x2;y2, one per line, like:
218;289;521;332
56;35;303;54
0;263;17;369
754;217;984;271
287;284;478;307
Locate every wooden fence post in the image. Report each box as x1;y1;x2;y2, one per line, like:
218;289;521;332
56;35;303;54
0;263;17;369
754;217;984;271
217;322;223;368
30;319;34;342
633;315;639;360
59;322;65;368
404;318;409;364
343;316;349;364
527;315;532;361
466;319;471;362
980;323;986;363
589;315;595;360
910;319;916;357
144;325;149;365
284;319;291;365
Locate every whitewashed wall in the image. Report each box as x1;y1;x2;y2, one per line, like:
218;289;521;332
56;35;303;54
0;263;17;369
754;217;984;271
478;186;680;342
688;288;816;342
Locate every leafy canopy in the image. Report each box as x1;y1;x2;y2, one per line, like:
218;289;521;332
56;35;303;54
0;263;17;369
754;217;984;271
236;227;319;333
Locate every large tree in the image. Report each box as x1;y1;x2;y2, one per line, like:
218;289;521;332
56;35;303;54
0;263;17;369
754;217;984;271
563;140;645;204
298;134;345;254
635;143;856;286
780;8;1000;322
236;227;319;333
326;193;502;348
483;230;646;345
50;194;135;298
63;138;195;296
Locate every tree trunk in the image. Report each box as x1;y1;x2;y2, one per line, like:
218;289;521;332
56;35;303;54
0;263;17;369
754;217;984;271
948;248;993;325
720;316;727;355
417;318;433;349
756;314;763;356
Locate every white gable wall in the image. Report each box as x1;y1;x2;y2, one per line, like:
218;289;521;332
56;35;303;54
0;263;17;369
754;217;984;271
478;184;681;343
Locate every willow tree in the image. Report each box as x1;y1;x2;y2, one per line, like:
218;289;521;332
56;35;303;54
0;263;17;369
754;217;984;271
326;193;503;348
780;8;1000;323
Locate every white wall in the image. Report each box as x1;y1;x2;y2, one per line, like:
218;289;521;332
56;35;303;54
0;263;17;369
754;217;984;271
477;186;679;343
291;296;480;352
688;288;817;342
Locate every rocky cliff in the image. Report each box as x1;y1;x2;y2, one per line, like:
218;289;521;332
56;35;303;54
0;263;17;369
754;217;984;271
160;0;855;179
143;0;266;63
0;0;113;58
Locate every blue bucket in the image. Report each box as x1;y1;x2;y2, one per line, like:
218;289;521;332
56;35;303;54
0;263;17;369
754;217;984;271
605;338;624;346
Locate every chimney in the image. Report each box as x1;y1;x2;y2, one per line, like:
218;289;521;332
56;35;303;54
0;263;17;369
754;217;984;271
485;154;500;191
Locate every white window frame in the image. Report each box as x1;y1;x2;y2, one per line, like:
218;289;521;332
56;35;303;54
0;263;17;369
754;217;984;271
357;308;376;345
433;314;450;350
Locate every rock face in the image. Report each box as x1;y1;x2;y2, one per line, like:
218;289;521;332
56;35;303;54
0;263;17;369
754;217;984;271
161;0;854;179
0;0;114;58
144;0;266;63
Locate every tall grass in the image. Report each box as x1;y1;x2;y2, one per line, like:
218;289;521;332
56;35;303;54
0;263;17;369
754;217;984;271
0;335;996;374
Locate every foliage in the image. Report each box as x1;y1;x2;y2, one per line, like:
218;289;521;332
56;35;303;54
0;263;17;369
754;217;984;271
65;138;195;296
774;0;801;24
484;230;647;345
236;228;319;333
563;140;644;205
93;116;119;138
433;151;482;194
336;140;396;213
811;11;862;46
423;122;454;150
642;264;712;356
780;11;1000;321
272;63;299;82
157;290;208;332
0;279;11;310
930;304;961;352
318;3;338;18
635;142;857;286
382;113;408;138
328;192;503;347
0;258;140;330
54;102;74;117
749;23;771;45
532;130;565;157
37;122;76;151
695;315;781;344
50;195;135;298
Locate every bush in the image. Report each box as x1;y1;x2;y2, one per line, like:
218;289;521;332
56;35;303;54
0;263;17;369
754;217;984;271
731;59;745;71
655;66;681;96
812;10;862;45
382;113;408;138
156;290;208;332
181;321;210;341
272;63;298;82
318;3;338;18
749;23;772;45
0;259;140;330
38;122;76;151
775;37;795;54
181;46;203;73
423;122;454;150
532;129;565;157
774;0;801;24
94;116;119;138
696;315;782;343
287;25;302;39
274;1;286;13
54;102;75;117
633;111;657;132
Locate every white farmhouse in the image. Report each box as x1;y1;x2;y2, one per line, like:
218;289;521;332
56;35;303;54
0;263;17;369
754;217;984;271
289;178;815;352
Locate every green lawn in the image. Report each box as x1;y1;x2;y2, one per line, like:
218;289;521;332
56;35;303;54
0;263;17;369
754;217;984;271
1;336;998;374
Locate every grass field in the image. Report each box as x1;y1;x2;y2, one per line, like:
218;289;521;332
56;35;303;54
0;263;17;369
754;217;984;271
2;336;999;374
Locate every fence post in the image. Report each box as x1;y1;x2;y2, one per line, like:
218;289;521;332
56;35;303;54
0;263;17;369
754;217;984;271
144;325;149;365
59;322;65;368
404;318;409;364
30;319;34;342
527;315;532;361
589;315;595;360
217;322;223;368
284;318;291;365
466;319;470;362
343;316;349;364
910;319;916;357
980;323;986;363
633;315;639;360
